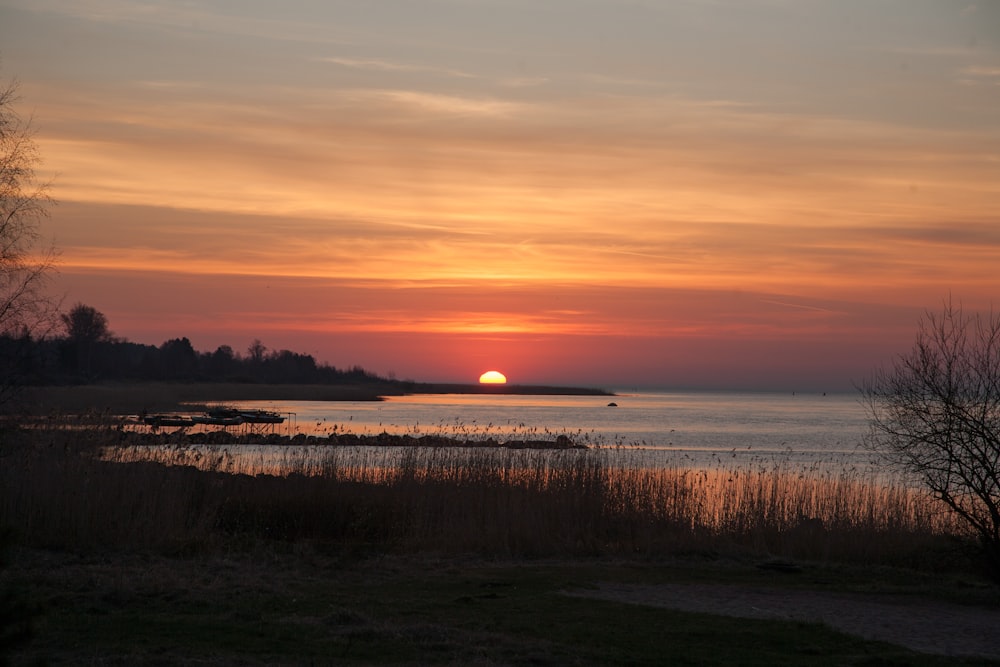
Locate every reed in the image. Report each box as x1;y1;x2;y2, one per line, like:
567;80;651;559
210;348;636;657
0;425;977;573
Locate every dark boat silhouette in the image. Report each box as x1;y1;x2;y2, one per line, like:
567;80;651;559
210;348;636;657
193;413;243;426
143;415;194;428
208;407;285;424
238;409;285;424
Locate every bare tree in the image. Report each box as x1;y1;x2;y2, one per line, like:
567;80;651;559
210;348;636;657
860;300;1000;579
1;74;57;404
1;75;56;335
247;339;267;364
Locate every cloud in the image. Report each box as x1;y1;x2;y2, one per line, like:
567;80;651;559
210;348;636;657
357;89;527;116
959;66;1000;85
319;56;475;78
32;66;999;309
497;76;550;88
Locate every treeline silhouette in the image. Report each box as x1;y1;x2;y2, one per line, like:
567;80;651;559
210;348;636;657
1;304;394;387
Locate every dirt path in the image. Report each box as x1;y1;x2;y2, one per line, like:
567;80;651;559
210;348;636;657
567;583;1000;659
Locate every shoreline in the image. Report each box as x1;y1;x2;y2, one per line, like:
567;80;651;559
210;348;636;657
407;382;613;396
15;381;613;415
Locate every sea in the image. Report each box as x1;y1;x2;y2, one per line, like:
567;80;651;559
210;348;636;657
208;390;878;474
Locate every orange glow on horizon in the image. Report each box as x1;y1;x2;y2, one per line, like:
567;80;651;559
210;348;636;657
478;370;507;384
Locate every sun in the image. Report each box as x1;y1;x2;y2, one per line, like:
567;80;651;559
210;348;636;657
478;370;507;384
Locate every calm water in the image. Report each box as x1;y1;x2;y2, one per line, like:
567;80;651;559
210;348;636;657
220;390;874;471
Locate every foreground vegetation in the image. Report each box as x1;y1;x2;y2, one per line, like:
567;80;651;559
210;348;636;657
0;424;972;565
2;422;998;664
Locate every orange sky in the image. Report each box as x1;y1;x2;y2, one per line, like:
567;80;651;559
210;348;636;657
2;1;999;389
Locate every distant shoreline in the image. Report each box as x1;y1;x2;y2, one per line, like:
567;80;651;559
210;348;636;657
17;381;614;415
408;382;613;397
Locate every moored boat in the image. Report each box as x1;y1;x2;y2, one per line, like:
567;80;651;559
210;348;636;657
238;409;285;424
192;414;244;426
143;415;194;428
205;407;284;424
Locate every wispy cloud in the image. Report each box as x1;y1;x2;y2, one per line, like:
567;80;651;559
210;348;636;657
759;299;842;316
958;66;1000;85
497;76;549;88
869;45;978;58
354;89;527;116
319;56;475;79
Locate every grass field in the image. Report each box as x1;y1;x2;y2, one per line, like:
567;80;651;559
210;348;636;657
8;547;999;666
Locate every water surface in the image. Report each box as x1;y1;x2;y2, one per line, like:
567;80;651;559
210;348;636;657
215;390;873;471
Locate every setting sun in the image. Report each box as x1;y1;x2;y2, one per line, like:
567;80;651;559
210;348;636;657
478;370;507;384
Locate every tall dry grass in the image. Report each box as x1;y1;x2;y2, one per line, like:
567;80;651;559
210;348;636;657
0;425;975;572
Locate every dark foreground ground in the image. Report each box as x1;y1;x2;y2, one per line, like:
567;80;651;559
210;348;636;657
5;547;999;666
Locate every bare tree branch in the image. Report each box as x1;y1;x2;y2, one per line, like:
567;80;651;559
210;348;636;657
0;73;59;406
861;299;1000;579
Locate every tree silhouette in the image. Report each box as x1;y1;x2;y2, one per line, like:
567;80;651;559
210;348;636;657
247;339;266;364
159;337;198;379
60;303;112;379
206;344;238;378
61;303;111;344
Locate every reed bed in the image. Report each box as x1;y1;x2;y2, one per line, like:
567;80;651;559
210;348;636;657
0;425;976;573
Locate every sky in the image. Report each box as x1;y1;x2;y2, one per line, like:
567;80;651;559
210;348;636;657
1;0;998;391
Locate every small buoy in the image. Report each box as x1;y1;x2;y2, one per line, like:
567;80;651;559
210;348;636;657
607;402;618;407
